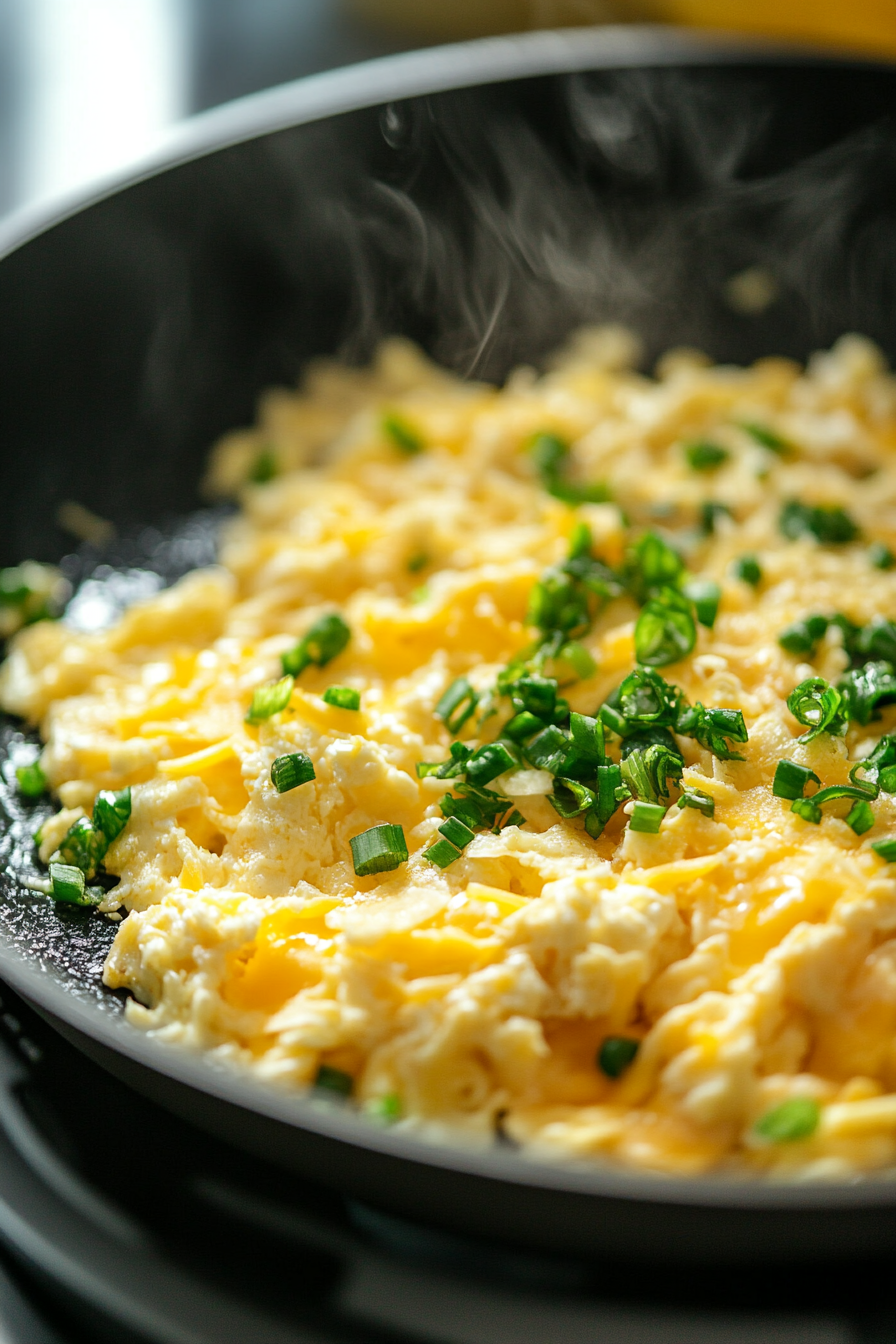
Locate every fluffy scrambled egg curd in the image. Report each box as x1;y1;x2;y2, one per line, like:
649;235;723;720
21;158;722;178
6;327;896;1180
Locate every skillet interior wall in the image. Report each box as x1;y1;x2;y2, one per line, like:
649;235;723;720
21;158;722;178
0;60;894;567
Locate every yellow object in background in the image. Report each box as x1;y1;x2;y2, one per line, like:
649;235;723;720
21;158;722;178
348;0;896;59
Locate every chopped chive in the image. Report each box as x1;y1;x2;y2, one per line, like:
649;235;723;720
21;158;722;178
382;411;423;455
773;759;820;800
872;838;896;863
598;1036;639;1078
424;837;463;868
779;501;859;546
465;742;517;788
683;578;721;629
16;761;47;798
282;613;351;677
502;808;527;829
549;777;596;819
246;675;294;724
49;862;100;907
271;752;315;793
323;686;361;710
528;431;609;505
92;787;131;845
678;788;715;818
684;440;729;471
248;447;277;483
623;531;685;604
700;501;732;536
350;823;408;877
880;765;896;794
556;640;597;680
634;593;696;667
435;677;478;734
523;724;570;774
314;1065;353;1097
502;711;544;742
846;799;875;835
629;801;665;834
732;554;762;586
754;1097;819;1142
838;661;896;726
778;614;829;657
787;677;846;742
365;1093;402;1124
791;797;822;824
439;816;475;849
869;542;895;571
407;551;429;573
739;422;790;454
856;617;896;666
676;704;747;761
511;674;557;719
58;817;106;876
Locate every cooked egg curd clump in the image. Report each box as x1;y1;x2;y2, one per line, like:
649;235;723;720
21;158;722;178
7;327;896;1179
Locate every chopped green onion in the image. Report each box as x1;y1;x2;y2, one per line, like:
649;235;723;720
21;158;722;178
465;742;517;788
49;862;100;907
856;618;896;666
406;551;429;573
92;787;131;845
323;686;361;710
872;838;896;862
528;431;609;505
58;817;106;877
15;761;47;798
786;677;846;741
812;783;877;807
282;613;351;677
350;823;408;877
676;704;748;761
851;734;896;792
382;411;423;455
684;440;728;471
435;677;478;734
585;763;630;837
779;501;859;546
523;724;570;774
271;752;315;793
634;591;697;668
549;777;596;819
773;759;820;800
246;675;294;724
611;667;684;730
629;801;665;834
754;1097;819;1142
365;1093;402;1124
555;640;597;681
439;794;482;830
683;578;721;629
838;661;896;726
739;422;790;454
314;1065;354;1097
778;614;829;658
510;674;557;719
502;711;544;742
620;744;683;805
439;816;475;849
846;800;875;835
791;797;822;824
732;554;762;586
502;808;527;829
700;501;732;536
424;837;463;868
249;448;277;483
598;1036;639;1078
869;542;895;571
623;532;684;604
678;788;715;818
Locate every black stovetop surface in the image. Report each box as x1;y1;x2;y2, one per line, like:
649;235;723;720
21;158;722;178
0;979;891;1344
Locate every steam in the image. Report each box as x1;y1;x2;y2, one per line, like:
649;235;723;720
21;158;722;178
248;66;896;381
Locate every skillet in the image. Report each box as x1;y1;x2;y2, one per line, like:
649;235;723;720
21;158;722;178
2;26;896;1265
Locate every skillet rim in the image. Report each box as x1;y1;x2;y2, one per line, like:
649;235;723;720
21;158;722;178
2;23;896;1214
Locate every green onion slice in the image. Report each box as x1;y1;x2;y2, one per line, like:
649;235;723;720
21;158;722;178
634;591;696;668
549;777;596;819
869;542;895;571
739;422;790;454
676;704;748;761
871;838;896;863
282;614;351;677
435;677;479;734
791;797;822;824
271;752;315;793
773;759;820;800
382;411;423;455
16;761;47;799
683;578;721;630
838;661;896;726
58;817;106;877
678;788;715;818
49;862;100;906
598;1036;639;1078
732;555;762;586
350;824;408;877
628;800;665;834
246;674;294;724
92;787;132;844
424;837;463;869
365;1093;402;1124
786;678;846;741
465;742;517;788
846;799;875;835
322;686;361;710
754;1096;820;1142
684;440;728;471
314;1065;354;1097
779;501;859;546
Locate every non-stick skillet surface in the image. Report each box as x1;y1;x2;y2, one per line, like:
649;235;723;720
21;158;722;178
3;29;896;1263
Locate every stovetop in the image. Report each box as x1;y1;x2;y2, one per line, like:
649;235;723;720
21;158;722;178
0;982;890;1343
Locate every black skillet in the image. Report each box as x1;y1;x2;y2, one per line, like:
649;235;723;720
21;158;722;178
2;26;896;1265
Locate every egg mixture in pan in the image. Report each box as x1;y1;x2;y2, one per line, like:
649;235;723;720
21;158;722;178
6;327;896;1179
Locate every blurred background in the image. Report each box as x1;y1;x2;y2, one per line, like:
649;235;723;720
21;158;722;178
0;0;894;225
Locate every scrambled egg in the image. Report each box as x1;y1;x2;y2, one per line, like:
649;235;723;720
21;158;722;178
6;327;896;1180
